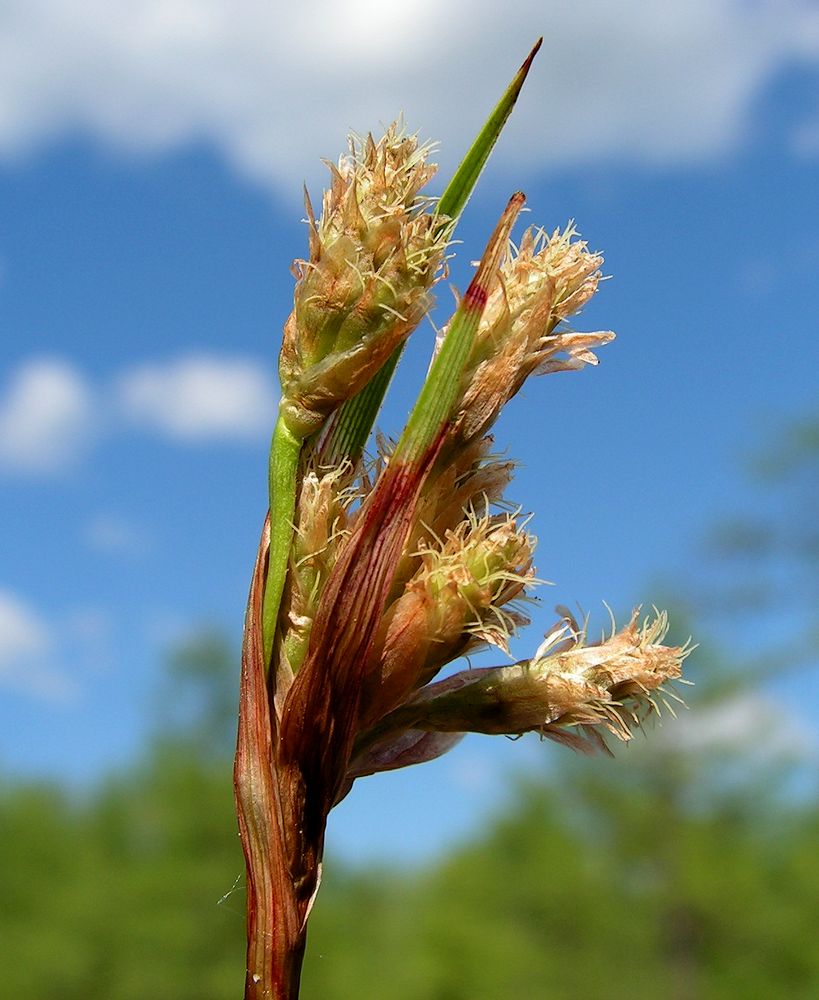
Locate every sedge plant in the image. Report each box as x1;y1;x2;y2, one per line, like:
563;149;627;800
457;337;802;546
234;40;690;999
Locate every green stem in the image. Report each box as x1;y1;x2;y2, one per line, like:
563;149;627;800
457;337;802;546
392;302;479;465
317;353;399;468
261;415;302;668
394;193;525;465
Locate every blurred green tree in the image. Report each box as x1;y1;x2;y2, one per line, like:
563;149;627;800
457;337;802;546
0;631;246;999
2;416;817;998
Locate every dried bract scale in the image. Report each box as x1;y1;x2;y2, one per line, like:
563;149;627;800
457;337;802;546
359;511;536;728
344;727;465;788
277;124;449;439
450;225;615;445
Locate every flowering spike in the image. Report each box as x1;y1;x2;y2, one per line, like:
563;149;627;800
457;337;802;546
272;462;359;715
278;123;446;441
234;41;691;999
355;610;689;757
359;510;536;728
443;224;614;448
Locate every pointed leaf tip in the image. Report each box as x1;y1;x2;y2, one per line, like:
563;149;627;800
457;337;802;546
436;43;541;225
515;38;543;93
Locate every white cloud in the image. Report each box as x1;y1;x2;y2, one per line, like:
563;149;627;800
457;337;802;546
0;1;818;195
658;691;817;764
0;358;95;474
0;353;276;474
0;590;49;660
116;354;276;440
84;513;151;556
0;589;76;700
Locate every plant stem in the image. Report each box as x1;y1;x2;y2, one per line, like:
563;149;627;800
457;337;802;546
261;416;302;669
316;353;399;468
235;519;318;999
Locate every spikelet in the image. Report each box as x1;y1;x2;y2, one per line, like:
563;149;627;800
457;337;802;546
448;225;615;445
272;462;359;714
353;610;689;766
359;509;535;727
278;123;448;438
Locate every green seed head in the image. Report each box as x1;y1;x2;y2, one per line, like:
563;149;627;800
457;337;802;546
278;123;448;440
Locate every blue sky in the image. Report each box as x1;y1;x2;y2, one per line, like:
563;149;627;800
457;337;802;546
1;1;818;862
